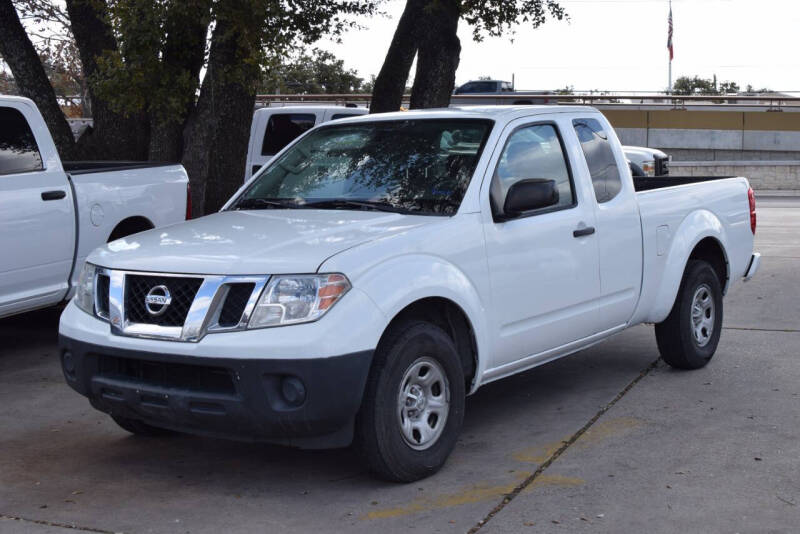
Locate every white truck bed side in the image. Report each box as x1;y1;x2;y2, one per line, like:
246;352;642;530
68;164;189;292
631;176;754;324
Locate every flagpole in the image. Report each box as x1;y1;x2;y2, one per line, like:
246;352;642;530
668;54;672;94
668;0;673;93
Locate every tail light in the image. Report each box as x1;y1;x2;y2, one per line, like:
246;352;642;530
186;182;192;220
747;187;756;235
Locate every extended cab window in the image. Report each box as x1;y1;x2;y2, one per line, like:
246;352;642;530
0;107;43;175
261;113;316;156
236;119;493;216
572;118;622;203
491;123;575;216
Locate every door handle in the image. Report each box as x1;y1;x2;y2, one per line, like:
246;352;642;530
41;190;67;201
573;226;596;238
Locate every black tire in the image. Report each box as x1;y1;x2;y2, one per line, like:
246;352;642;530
111;415;175;437
655;260;723;369
356;320;465;482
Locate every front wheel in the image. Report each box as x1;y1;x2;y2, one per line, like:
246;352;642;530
655;260;723;369
356;320;465;482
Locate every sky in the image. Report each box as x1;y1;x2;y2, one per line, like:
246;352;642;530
320;0;800;93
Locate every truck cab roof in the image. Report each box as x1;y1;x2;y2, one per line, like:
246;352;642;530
334;105;601;124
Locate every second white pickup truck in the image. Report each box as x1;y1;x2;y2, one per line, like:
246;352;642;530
0;96;190;319
59;105;759;482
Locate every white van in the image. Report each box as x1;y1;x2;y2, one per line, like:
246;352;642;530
244;106;368;180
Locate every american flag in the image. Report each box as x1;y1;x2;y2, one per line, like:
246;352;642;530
667;4;674;60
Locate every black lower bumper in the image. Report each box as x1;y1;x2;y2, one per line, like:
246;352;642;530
58;335;373;449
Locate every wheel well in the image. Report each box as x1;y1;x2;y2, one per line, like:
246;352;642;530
384;298;478;390
689;237;728;291
107;216;154;242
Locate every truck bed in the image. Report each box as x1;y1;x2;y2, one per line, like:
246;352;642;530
633;175;734;192
62;161;175;175
631;175;754;325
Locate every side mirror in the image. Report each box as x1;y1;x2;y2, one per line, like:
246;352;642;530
501;179;559;219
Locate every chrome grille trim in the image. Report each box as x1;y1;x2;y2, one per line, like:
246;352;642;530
97;267;269;342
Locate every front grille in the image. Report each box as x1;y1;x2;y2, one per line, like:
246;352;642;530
97;354;236;395
217;283;255;327
125;275;202;327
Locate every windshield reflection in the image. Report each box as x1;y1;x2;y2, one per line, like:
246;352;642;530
233;119;493;216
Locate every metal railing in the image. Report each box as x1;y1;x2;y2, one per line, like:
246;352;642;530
255;93;800;112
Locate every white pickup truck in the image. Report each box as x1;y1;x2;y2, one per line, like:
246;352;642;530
0;96;190;319
59;105;759;482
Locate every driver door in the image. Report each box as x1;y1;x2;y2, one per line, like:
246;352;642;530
481;117;602;369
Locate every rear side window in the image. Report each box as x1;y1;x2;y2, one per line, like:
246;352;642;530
331;113;361;120
572;118;621;203
0;107;43;175
491;123;575;215
261;113;316;156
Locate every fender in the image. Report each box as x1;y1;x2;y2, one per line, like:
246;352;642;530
350;254;491;394
643;209;730;323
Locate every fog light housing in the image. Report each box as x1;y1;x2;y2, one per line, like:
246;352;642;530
280;376;306;407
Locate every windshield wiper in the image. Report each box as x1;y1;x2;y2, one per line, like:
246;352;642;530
305;199;413;214
235;198;308;210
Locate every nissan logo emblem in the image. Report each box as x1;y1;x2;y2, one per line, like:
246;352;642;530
144;285;172;316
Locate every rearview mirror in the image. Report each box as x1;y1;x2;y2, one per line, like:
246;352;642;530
501;179;559;219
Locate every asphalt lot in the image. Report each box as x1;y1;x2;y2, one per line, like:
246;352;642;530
1;195;798;534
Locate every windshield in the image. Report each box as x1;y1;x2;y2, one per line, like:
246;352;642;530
232;119;493;216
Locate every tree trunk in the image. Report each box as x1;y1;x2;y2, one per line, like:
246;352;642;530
410;0;461;109
65;0;149;160
148;0;212;162
181;17;260;216
0;0;76;159
370;0;425;113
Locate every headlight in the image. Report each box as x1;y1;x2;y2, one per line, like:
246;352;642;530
248;274;351;328
74;262;96;315
642;160;656;176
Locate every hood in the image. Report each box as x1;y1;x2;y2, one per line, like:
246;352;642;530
89;209;439;275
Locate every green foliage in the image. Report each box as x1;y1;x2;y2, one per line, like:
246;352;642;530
672;75;717;95
673;75;742;96
90;0;379;120
260;48;365;94
719;81;740;94
460;0;568;41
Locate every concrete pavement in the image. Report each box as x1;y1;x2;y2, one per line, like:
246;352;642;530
1;197;797;533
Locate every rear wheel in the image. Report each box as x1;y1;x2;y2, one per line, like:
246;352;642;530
356;320;465;482
111;415;175;437
655;260;723;369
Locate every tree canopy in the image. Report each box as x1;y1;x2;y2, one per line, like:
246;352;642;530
260;48;367;94
673;75;749;95
1;0;379;214
371;0;568;112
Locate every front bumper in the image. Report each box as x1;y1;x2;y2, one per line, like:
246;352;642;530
59;335;373;448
